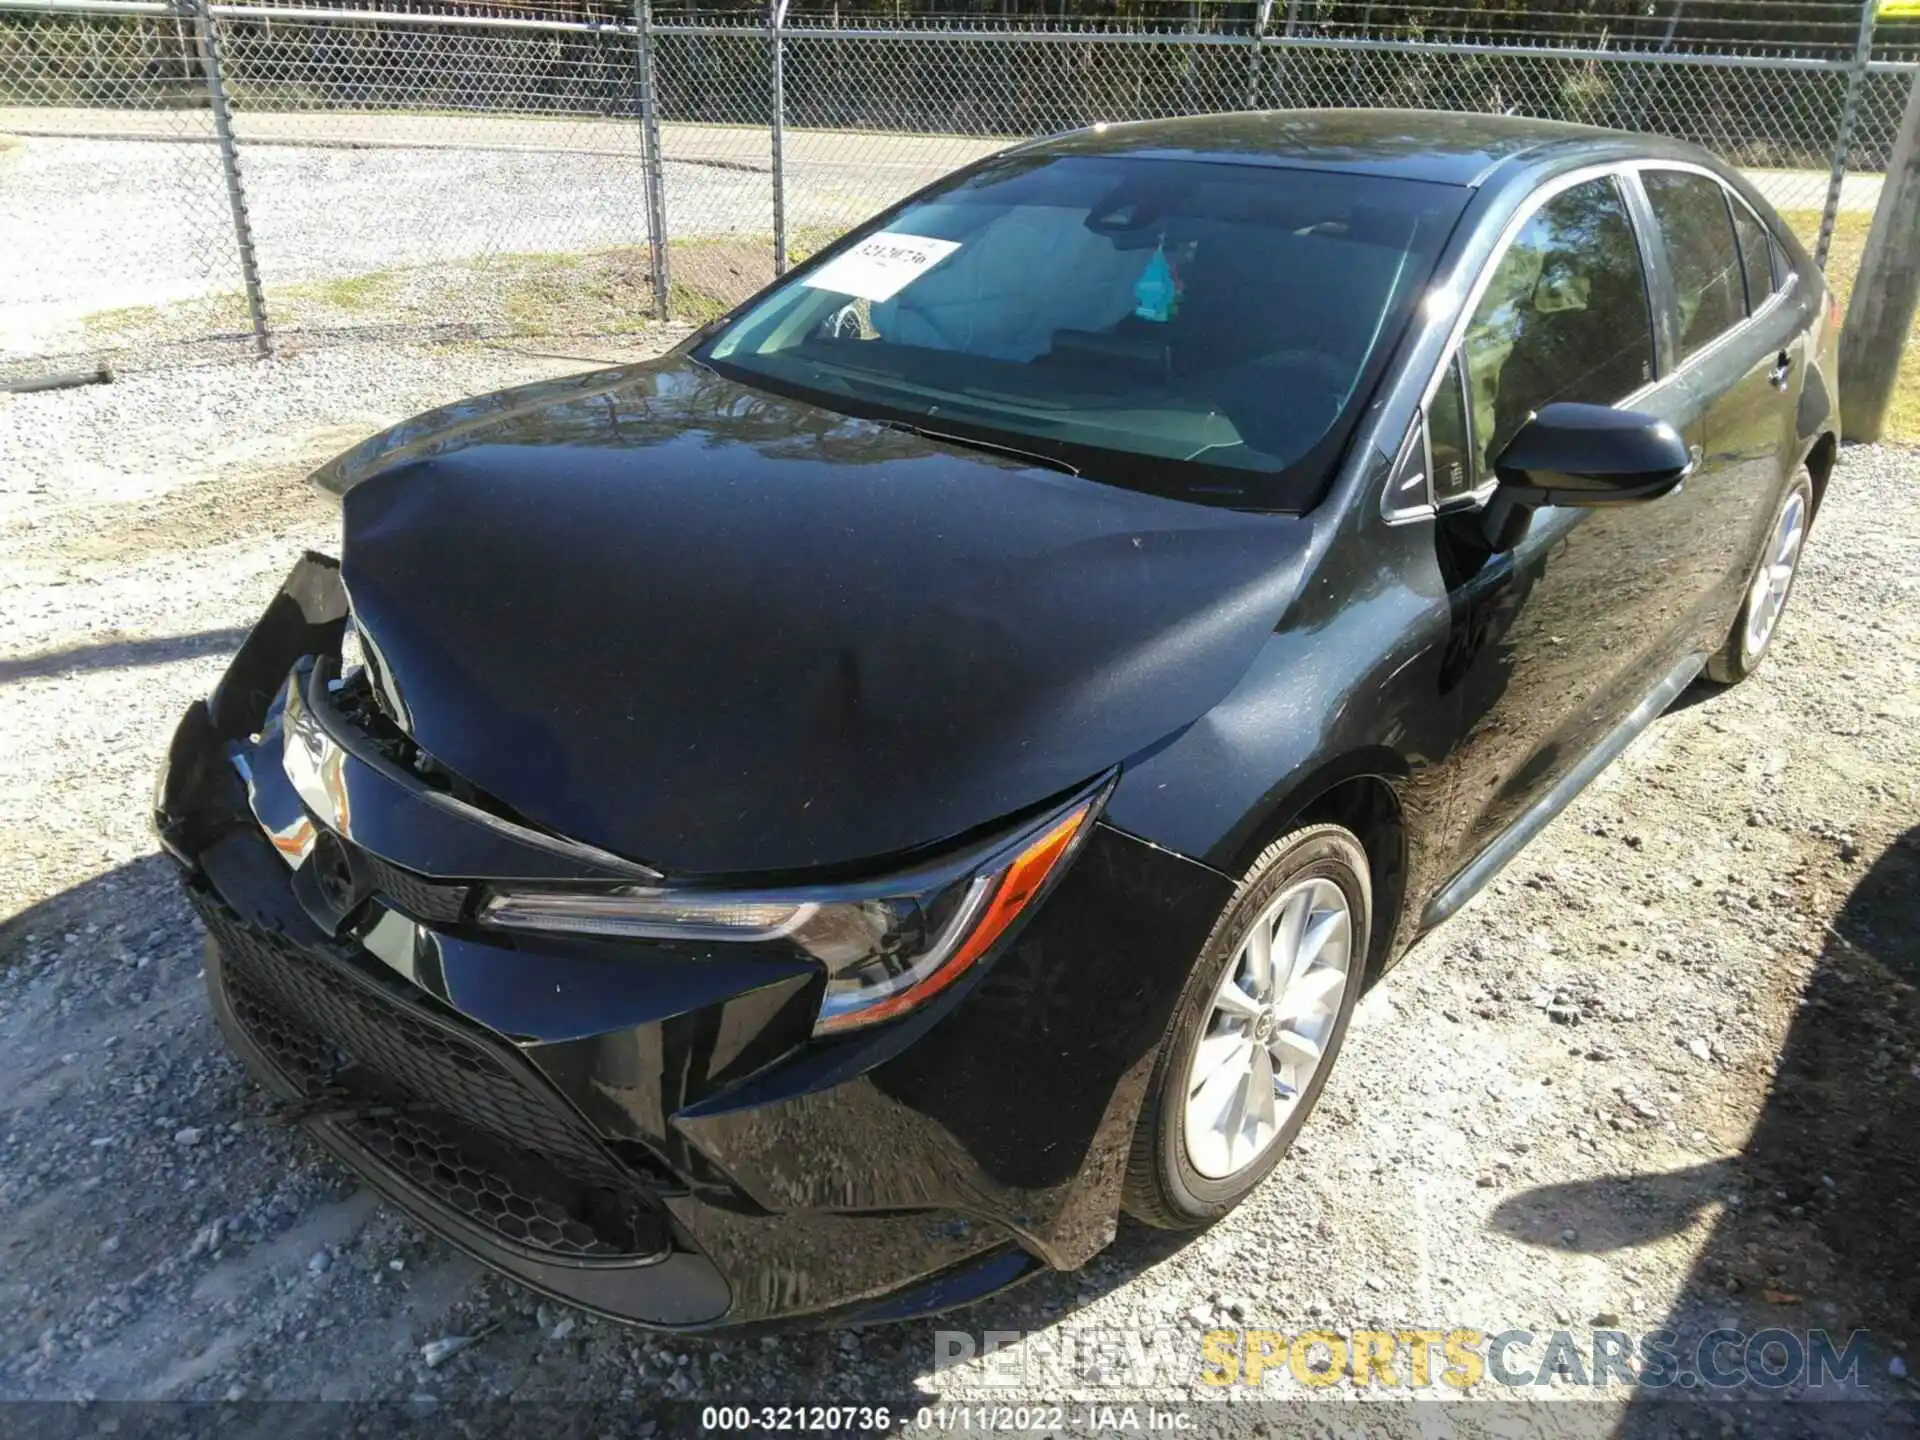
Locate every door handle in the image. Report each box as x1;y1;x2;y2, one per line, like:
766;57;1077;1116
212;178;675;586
1768;350;1794;389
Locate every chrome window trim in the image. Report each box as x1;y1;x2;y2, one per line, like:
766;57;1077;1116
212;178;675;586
1420;405;1434;505
1443;478;1501;513
1412;162;1651;429
1723;181;1780;312
1722;186;1801;323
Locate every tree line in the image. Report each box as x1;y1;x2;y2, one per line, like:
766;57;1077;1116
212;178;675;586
300;0;1909;62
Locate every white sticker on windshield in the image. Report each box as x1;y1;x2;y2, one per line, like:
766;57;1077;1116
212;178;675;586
802;232;963;302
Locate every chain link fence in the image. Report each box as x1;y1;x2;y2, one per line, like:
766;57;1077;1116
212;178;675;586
0;3;256;371
2;0;1916;380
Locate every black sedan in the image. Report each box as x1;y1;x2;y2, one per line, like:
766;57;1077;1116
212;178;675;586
155;110;1837;1330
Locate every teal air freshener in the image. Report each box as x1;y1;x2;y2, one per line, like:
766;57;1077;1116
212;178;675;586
1133;242;1179;323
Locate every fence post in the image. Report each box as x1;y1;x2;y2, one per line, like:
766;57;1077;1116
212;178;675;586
1816;0;1879;268
1627;0;1684;132
1243;0;1273;111
635;0;671;317
1269;0;1301;109
188;0;270;357
769;0;790;277
1839;69;1920;442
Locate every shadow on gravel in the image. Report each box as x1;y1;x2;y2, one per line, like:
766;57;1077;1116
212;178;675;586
1490;826;1920;1425
1662;677;1723;717
0;852;185;966
0;627;249;685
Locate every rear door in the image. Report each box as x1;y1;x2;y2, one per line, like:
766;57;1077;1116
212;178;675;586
1634;166;1804;642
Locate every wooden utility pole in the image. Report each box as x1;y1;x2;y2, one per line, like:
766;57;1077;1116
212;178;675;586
1839;71;1920;442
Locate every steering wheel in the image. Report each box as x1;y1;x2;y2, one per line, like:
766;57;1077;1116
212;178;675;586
817;304;865;341
1218;349;1349;458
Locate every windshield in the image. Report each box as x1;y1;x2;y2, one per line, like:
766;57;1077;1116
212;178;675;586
700;154;1464;509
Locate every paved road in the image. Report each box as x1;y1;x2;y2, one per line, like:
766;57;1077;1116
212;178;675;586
0;105;1005;172
0;104;1880;213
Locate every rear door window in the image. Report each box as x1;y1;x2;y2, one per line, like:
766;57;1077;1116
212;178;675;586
1728;197;1777;314
1643;170;1746;359
1459;175;1657;478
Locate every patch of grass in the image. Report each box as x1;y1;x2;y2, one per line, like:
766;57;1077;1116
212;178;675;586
63;230;841;357
658;235;788;321
785;226;850;267
1783;208;1920;444
284;271;403;314
500;265;591;334
81;302;163;339
483;248;654;337
663;281;734;326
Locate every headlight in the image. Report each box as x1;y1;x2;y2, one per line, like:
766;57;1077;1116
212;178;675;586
478;779;1110;1035
477;890;820;944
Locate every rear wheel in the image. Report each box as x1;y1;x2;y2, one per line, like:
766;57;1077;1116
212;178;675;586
1705;470;1813;685
1123;824;1370;1229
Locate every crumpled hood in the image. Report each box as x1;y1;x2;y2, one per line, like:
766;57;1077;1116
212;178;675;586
329;357;1312;877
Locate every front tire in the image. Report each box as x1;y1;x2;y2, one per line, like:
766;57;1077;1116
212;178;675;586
1705;470;1814;686
1123;824;1370;1230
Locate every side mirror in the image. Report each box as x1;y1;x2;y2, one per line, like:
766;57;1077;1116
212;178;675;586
1493;402;1693;507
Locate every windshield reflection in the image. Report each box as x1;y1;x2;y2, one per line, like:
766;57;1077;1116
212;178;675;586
701;153;1466;510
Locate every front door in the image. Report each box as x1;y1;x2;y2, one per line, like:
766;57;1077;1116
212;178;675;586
1426;172;1703;874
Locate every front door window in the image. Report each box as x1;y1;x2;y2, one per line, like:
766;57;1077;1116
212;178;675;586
1459;176;1658;480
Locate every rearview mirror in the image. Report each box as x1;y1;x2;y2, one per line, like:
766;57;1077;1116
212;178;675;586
1493;402;1693;507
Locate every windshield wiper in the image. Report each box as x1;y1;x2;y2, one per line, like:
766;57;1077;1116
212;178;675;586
872;417;1081;477
703;354;1085;478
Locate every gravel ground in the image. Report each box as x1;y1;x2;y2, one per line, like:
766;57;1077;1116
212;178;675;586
1;338;1917;1432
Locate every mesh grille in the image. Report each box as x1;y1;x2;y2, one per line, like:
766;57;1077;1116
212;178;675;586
359;853;469;926
195;890;667;1259
350;1106;657;1257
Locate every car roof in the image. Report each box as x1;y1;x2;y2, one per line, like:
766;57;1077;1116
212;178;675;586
1019;108;1661;187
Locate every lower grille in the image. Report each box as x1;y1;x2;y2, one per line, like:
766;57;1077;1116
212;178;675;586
196;892;666;1260
359;853;468;926
348;1106;657;1257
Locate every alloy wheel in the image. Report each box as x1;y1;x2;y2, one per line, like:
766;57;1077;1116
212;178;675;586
1182;876;1354;1180
1742;488;1808;662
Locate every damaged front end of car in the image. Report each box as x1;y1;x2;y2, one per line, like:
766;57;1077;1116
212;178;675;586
155;554;1233;1330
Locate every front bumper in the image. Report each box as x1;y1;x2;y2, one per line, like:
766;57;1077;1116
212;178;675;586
158;555;1232;1330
